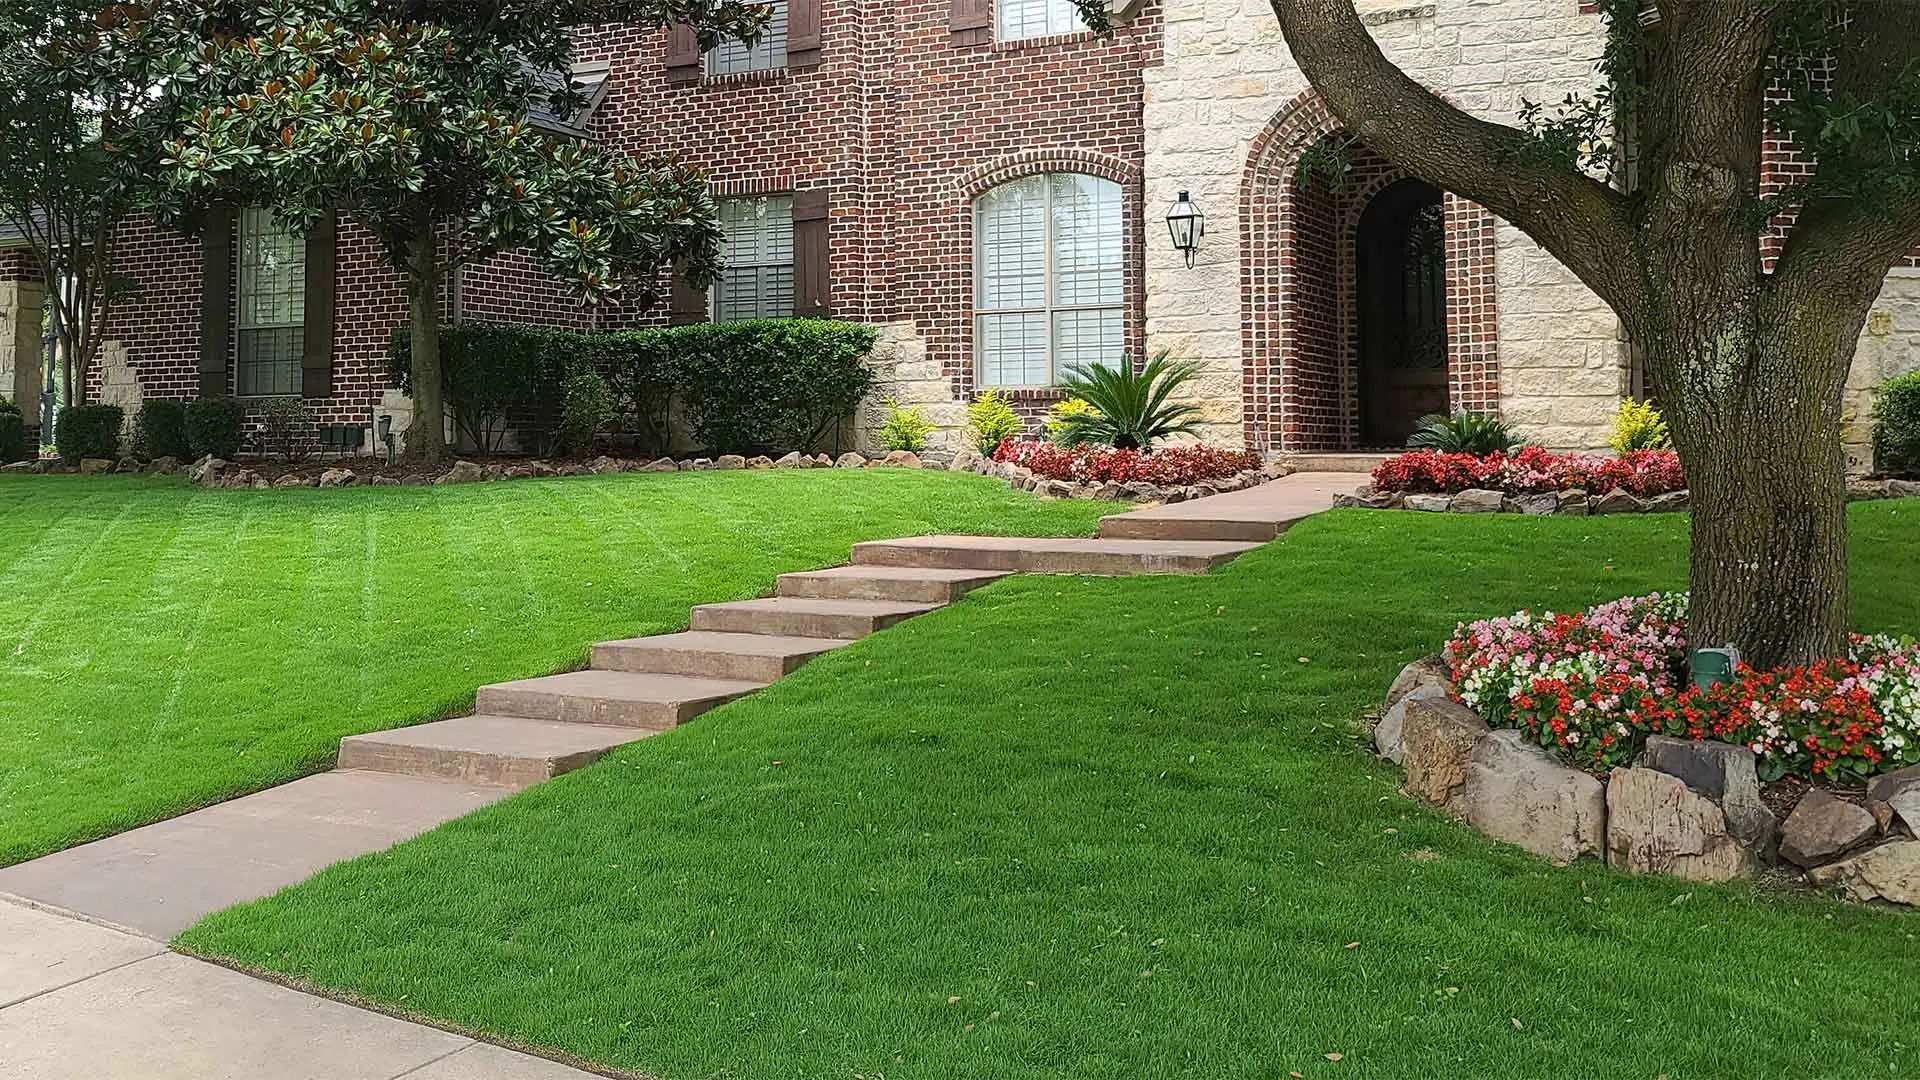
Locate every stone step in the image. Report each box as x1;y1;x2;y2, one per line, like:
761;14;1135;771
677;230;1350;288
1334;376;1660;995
1095;514;1286;543
777;565;1012;604
475;670;765;729
688;597;939;639
592;631;855;682
337;715;649;788
1279;452;1394;473
850;535;1263;576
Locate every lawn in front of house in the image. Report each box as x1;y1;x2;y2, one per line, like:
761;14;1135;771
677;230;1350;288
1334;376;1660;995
180;502;1920;1080
0;469;1109;866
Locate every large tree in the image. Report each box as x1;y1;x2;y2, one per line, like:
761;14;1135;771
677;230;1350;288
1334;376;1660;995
113;0;769;463
1223;0;1920;669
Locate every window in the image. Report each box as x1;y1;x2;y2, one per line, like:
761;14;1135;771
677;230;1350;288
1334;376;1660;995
235;207;305;397
974;173;1123;387
997;0;1088;41
714;195;795;321
708;0;788;75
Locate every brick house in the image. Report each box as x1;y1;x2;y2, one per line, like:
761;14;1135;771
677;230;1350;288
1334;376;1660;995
6;0;1917;465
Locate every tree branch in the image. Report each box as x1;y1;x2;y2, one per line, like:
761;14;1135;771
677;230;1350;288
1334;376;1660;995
1266;0;1639;308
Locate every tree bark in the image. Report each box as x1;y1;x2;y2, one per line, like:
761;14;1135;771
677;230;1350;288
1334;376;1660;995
404;231;451;466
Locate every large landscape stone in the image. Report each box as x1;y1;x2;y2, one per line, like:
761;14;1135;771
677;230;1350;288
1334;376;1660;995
1398;697;1489;806
1373;681;1448;764
1448;488;1504;514
1605;767;1756;882
1643;491;1690;513
1384;655;1451;714
1866;765;1920;832
835;452;867;468
1508;492;1560;515
1888;478;1920;499
1592;489;1647;514
773;451;803;468
1640;735;1777;861
1555;489;1590;515
1808;840;1920;905
1452;729;1606;865
1404;493;1451;512
1780;789;1879;868
714;454;748;470
435;460;484;484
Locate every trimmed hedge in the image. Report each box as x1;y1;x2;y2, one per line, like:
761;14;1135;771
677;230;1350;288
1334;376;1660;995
0;400;26;464
388;319;877;457
133;400;194;462
1875;371;1920;478
186;397;246;459
55;405;123;462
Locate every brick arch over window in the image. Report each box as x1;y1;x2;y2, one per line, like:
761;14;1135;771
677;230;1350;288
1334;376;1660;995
1239;90;1500;452
946;149;1146;410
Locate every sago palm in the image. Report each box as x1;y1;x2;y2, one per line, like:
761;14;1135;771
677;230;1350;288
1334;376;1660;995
1056;352;1205;450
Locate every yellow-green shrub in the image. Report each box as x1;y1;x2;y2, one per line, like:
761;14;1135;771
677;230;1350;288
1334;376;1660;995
966;390;1024;457
1043;397;1101;445
1609;398;1670;453
877;399;935;453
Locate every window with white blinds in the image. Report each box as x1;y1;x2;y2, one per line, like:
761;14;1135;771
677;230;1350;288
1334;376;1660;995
714;195;795;322
708;0;788;75
235;207;305;397
974;173;1123;387
997;0;1088;41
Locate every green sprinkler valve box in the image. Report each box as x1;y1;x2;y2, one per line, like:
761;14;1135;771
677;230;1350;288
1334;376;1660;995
1690;647;1740;692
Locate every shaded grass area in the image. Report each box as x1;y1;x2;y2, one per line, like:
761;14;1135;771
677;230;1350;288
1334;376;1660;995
182;501;1920;1079
0;470;1108;866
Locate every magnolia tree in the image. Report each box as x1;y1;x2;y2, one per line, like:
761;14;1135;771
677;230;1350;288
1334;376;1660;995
1079;0;1920;670
125;0;771;463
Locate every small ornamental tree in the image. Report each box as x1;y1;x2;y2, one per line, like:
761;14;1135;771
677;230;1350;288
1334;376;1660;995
131;0;771;463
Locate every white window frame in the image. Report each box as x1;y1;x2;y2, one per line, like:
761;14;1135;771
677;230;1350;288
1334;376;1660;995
234;207;305;398
707;0;789;76
973;173;1125;388
996;0;1089;42
713;195;796;322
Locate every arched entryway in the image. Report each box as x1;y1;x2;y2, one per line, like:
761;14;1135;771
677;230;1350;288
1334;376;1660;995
1356;179;1449;446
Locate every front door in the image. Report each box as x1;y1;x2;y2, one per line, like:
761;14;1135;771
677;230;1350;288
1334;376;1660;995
1356;180;1450;447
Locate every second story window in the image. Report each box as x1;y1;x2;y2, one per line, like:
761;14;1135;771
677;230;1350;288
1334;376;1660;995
708;0;789;76
235;207;305;397
714;195;795;321
997;0;1088;41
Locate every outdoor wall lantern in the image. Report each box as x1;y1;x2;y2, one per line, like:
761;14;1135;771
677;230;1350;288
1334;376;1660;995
1166;190;1206;269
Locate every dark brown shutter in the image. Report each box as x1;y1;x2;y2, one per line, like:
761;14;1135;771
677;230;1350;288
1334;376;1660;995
793;187;830;318
301;210;337;399
788;0;822;67
665;24;701;83
198;208;234;397
669;266;709;325
951;0;991;46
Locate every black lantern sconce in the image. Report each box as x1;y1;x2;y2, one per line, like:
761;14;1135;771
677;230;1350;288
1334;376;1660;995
1166;190;1206;269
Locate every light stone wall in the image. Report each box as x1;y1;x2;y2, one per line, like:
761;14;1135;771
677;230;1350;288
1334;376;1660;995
1143;0;1621;449
1845;268;1920;473
0;278;46;413
856;321;966;455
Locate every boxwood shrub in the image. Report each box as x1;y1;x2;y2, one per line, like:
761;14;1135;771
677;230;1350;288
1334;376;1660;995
185;397;246;459
55;405;123;462
0;400;27;464
1875;371;1920;478
133;399;194;461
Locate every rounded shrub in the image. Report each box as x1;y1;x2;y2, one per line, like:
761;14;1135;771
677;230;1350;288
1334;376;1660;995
133;399;193;462
1874;371;1920;478
0;400;27;464
185;397;246;459
55;404;124;462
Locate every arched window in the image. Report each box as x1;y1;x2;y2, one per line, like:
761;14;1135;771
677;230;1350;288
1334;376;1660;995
974;173;1123;387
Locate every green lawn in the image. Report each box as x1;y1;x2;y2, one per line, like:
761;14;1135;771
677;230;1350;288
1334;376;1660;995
179;502;1920;1080
0;470;1109;866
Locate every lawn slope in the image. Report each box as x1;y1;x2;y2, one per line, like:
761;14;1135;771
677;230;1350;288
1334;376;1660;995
181;502;1920;1079
0;470;1107;865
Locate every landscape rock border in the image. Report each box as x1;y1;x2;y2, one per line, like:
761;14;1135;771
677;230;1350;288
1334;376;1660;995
1339;476;1920;516
966;451;1295;504
1375;657;1920;905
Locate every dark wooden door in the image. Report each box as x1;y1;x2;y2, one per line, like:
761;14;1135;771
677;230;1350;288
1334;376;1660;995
1356;180;1450;447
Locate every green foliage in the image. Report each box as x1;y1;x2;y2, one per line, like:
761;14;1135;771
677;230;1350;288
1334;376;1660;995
668;320;878;455
255;396;314;463
185;397;245;459
132;400;192;462
0;400;26;464
1874;371;1920;478
1609;398;1671;454
1056;352;1205;450
586;331;676;459
1407;409;1527;455
1045;397;1103;446
966;390;1025;457
558;372;615;455
390;323;581;455
54;404;122;462
877;400;935;454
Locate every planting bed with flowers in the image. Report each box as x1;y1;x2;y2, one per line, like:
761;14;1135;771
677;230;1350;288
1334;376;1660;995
1446;593;1920;784
1374;448;1687;497
993;439;1261;486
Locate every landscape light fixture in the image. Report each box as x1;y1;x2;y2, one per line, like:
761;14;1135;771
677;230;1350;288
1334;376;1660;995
1166;190;1206;269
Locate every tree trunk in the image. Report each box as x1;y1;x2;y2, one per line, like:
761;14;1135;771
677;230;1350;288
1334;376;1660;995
404;234;451;466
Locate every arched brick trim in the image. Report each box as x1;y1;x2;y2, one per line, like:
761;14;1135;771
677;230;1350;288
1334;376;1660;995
948;149;1147;412
1239;89;1501;452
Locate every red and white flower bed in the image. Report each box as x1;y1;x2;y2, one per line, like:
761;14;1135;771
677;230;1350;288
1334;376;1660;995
1372;447;1687;497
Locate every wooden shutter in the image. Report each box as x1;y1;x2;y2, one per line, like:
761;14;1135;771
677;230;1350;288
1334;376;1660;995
788;0;822;67
301;210;337;399
198;208;235;398
669;266;709;325
665;24;701;83
793;187;830;318
951;0;991;46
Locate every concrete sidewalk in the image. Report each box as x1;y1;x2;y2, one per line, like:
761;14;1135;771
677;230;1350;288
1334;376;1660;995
0;899;604;1079
1097;471;1358;542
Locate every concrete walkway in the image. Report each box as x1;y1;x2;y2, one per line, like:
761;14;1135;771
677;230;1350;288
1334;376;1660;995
0;470;1346;1079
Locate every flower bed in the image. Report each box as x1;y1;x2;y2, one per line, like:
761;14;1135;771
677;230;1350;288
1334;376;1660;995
1373;447;1686;496
1445;592;1920;783
993;439;1259;486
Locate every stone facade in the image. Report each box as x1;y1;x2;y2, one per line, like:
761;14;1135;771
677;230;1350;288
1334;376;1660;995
0;251;45;422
